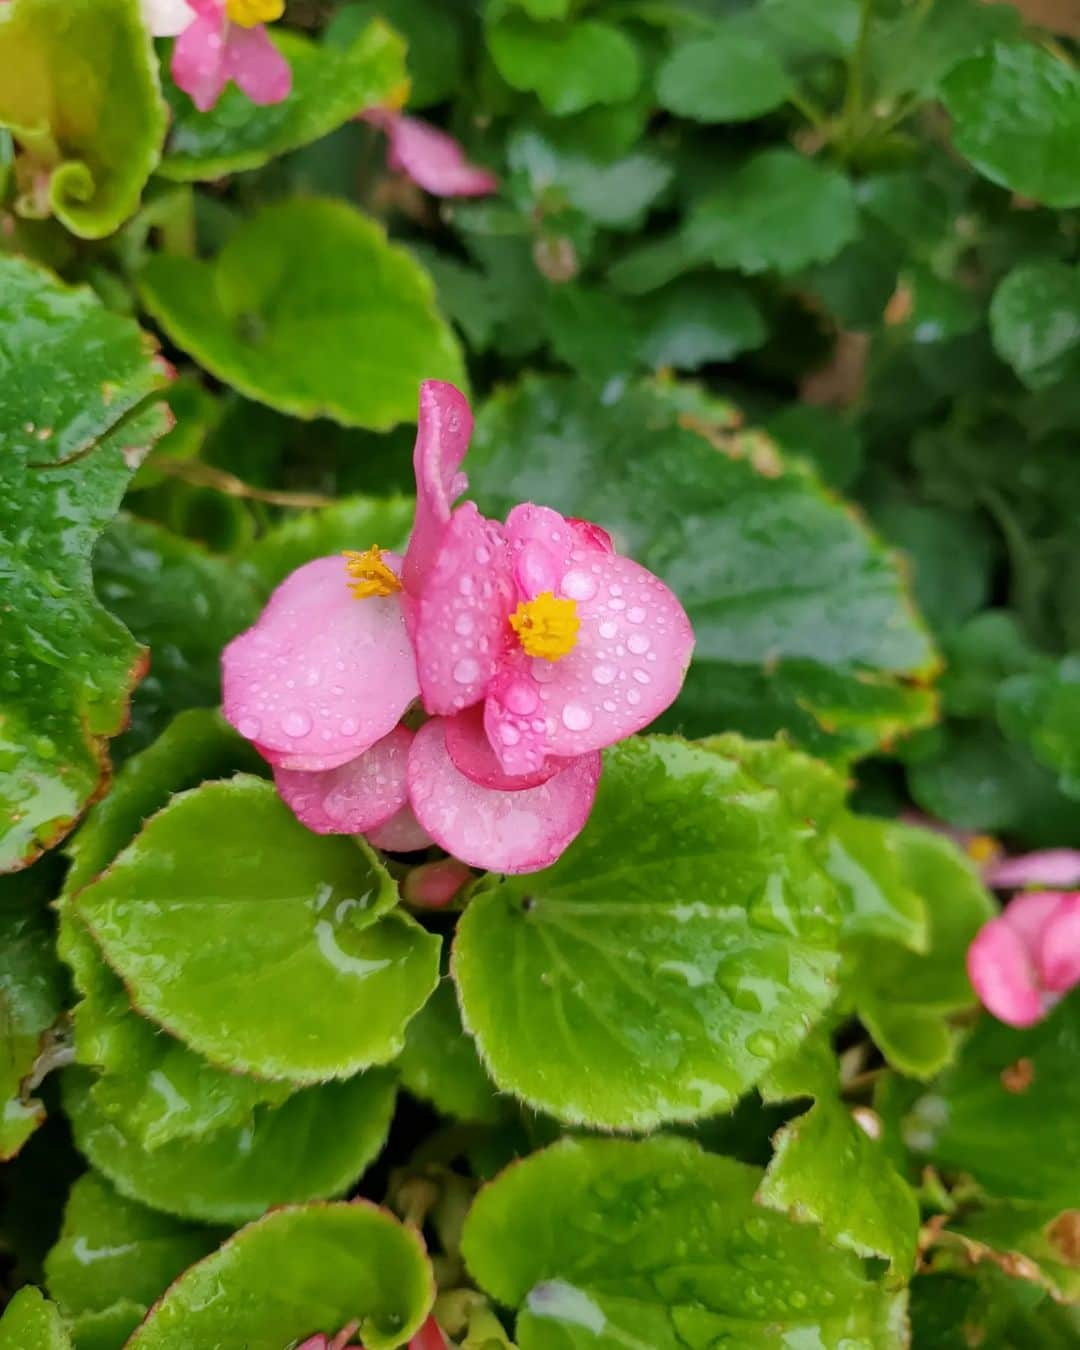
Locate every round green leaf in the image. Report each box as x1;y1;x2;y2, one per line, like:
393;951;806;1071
0;0;166;238
139;199;465;430
942;41;1080;208
123;1202;434;1350
489;16;642;117
327;1;463;108
990;261;1080;391
63;1067;397;1224
159;20;407;181
657;32;792;123
397;978;501;1124
0;1287;70;1350
636;276;767;370
462;1136;906;1348
0;257;170;871
453;737;842;1129
75;776;441;1082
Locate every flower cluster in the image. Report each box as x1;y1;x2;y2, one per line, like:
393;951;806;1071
145;0;291;112
223;382;694;874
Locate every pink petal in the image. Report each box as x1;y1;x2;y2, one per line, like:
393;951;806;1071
402;381;473;596
222;554;419;771
1001;891;1064;957
967;918;1047;1027
410;1318;452;1350
445;703;560;790
529;548;694;759
569;517;615;553
413;504;515;716
367;804;433;853
506;503;575;600
986;849;1080;890
363;111;498;198
403;859;473;908
407;718;601;874
171;10;228;112
296;1340;328;1350
1037;893;1080;993
273;726;412;835
224;22;292;106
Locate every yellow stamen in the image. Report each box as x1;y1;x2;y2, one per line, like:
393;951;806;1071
225;0;284;28
510;592;579;661
966;834;1001;866
344;546;401;600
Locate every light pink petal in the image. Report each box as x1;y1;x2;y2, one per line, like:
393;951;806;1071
505;503;575;600
402;381;473;596
407;718;601;874
273;726;412;836
1037;893;1080;993
224;22;292;106
366;804;434;853
531;548;694;759
364;111;498;198
142;0;195;37
967;918;1047;1027
445;703;559;790
1001;891;1064;956
297;1340;328;1350
986;849;1080;890
413;504;515;716
222;554;419;771
569;517;615;553
403;859;473;909
171;9;228;112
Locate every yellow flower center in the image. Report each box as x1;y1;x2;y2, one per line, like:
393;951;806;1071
344;546;401;600
510;592;579;661
966;834;1000;866
225;0;284;28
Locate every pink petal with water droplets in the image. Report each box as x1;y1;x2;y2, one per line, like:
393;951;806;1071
222;554;418;771
569;517;615;553
986;848;1080;890
403;381;473;595
366;803;434;853
365;111;498;197
532;548;694;759
274;725;412;835
967;918;1046;1027
407;718;600;874
414;504;515;716
224;21;292;106
505;503;575;600
171;9;228;112
1036;893;1080;993
445;703;559;790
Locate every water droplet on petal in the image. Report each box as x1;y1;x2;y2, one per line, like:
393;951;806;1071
499;724;521;746
238;717;260;739
341;718;359;736
562;703;592;732
598;620;618;639
282;710;312;738
454;657;480;685
627;606;646;623
561;570;598;601
626;688;642;706
633;669;651;684
455;613;475;637
591;664;616;686
627;633;650;654
505;681;538;715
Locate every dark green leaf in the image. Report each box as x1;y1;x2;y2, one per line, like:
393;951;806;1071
397;978;502;1124
990;261;1080;390
636;276;767;370
998;655;1080;799
657;31;792;123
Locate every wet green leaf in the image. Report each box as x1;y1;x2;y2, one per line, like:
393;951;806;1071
991;261;1080;390
462;1136;906;1348
327;1;464;108
0;257;169;871
0;0;165;238
139;199;464;430
507;129;672;230
0;1287;70;1350
636;276;767;370
397;978;501;1124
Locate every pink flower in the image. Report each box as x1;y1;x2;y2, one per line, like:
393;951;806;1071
361;109;497;198
967;891;1080;1027
222;381;694;874
153;0;292;113
985;848;1080;891
297;1315;450;1350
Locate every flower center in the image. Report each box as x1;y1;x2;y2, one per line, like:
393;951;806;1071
344;546;401;600
966;834;1000;866
225;0;284;27
510;592;579;661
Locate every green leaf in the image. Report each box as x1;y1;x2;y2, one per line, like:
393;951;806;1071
488;15;642;116
243;495;415;594
942;41;1080;208
759;1035;920;1282
636;276;767;370
75;776;440;1082
826;814;929;950
950;1200;1080;1304
869;0;1018;103
139;199;464;430
999;655;1080;799
63;1066;397;1224
397;978;502;1124
45;1173;223;1322
656;31;792;123
611;150;857;293
765;404;863;491
0;0;165;238
544;285;638;383
507;129;672;230
990;261;1080;390
159;20;407;182
906;995;1080;1208
0;1287;70;1350
69;1302;144;1350
93;516;260;755
469;377;937;760
911;1269;1080;1348
453;736;841;1129
462;1136;906;1348
123;1202;434;1350
0;257;169;872
327;1;464;109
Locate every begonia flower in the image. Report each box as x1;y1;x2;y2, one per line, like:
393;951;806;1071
361;109;497;198
144;0;292;113
297;1314;450;1350
222;381;693;874
967;890;1080;1027
985;848;1080;891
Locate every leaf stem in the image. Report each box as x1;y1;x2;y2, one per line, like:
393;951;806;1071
150;457;334;509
